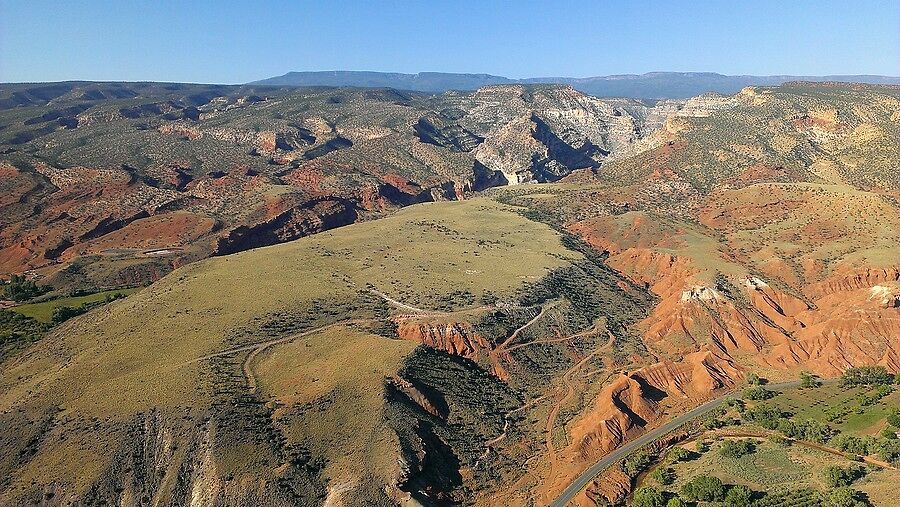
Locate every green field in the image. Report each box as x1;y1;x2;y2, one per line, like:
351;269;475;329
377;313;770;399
656;438;900;506
10;288;142;323
633;380;900;507
668;438;848;491
767;383;900;435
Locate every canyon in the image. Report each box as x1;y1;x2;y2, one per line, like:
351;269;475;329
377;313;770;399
0;81;898;506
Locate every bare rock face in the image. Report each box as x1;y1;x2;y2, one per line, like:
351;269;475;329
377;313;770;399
413;115;483;152
569;374;660;461
214;196;359;255
458;85;673;184
394;317;491;359
0;83;685;286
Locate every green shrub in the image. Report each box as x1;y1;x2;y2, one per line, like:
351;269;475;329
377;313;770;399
649;466;675;485
719;439;756;458
824;487;869;507
829;433;875;456
623;451;653;477
724;484;753;507
679;475;725;502
769;433;790;446
666;446;691;462
840;366;893;387
876;438;900;466
51;305;88;323
743;386;775;400
0;310;50;360
779;418;836;444
1;274;49;302
665;498;685;507
887;409;900;428
743;404;785;429
632;486;665;507
800;371;821;388
753;488;824;506
822;464;865;488
705;417;726;430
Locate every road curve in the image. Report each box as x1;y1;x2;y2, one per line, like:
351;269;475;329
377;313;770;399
548;379;815;507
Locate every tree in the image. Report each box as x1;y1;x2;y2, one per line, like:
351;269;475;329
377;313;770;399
829;433;874;456
1;274;48;302
797;418;838;444
743;386;775;401
632;486;665;507
719;439;756;458
679;475;725;502
800;371;820;388
51;305;88;324
886;409;900;428
649;466;675;485
696;440;711;453
623;451;653;477
824;487;868;507
665;498;686;507
823;465;865;489
876;438;900;466
746;372;761;385
667;446;691;463
840;366;893;387
881;427;898;440
823;465;852;488
725;485;753;507
743;404;784;429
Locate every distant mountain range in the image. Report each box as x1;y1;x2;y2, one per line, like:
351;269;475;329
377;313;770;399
250;71;900;100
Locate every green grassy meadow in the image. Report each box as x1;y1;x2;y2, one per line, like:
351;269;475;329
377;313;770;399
10;288;142;323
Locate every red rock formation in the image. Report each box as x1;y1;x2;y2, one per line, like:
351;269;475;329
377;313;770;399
809;266;900;298
394;318;491;359
584;468;631;506
635;348;741;399
764;283;900;375
569;374;660;462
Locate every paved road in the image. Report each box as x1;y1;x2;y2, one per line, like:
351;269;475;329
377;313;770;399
548;379;825;507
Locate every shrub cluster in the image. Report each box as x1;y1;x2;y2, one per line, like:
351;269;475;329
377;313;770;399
1;275;49;302
840;366;894;387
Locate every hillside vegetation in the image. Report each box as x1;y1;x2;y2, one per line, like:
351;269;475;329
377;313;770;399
0;82;898;506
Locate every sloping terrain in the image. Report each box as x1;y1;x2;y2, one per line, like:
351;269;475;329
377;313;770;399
0;199;591;505
598;82;900;191
0;82;675;290
0;82;898;506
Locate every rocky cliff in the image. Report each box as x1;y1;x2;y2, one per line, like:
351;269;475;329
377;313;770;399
0;82;686;288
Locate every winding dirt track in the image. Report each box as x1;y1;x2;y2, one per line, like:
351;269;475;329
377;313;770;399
473;395;550;469
191;289;492;392
187;319;372;392
496;301;559;349
474;322;613;472
545;331;617;465
368;288;433;314
505;320;601;353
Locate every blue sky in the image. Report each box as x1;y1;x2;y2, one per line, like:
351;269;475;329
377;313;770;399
1;0;897;83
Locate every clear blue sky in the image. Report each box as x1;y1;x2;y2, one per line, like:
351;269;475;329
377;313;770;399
1;0;897;83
